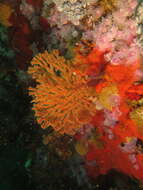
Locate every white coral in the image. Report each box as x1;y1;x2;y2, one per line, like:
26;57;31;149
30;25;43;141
43;0;95;25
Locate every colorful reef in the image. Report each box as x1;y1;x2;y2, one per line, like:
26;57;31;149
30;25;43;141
2;0;143;190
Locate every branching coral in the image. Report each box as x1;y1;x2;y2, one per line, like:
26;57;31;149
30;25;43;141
23;0;143;183
28;50;96;135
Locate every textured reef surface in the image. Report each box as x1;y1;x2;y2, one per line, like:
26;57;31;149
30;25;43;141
1;0;143;190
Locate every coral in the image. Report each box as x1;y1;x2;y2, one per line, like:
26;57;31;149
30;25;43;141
135;2;143;58
9;3;33;69
20;0;35;20
77;50;143;180
28;50;96;135
130;106;143;127
82;0;139;66
42;0;96;27
20;0;40;30
69;25;143;180
98;85;118;110
99;0;117;13
9;0;143;184
0;3;12;27
52;0;93;25
2;0;143;188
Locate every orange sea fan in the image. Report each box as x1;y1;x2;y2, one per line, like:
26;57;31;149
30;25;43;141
28;50;96;135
